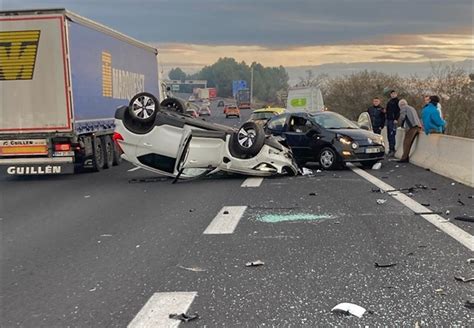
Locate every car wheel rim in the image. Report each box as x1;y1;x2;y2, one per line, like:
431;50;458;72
238;128;256;149
132;95;155;119
320;150;334;168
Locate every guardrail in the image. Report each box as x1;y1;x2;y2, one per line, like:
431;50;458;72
382;128;474;187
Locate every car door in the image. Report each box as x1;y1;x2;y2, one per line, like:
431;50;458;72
282;115;314;161
357;112;373;132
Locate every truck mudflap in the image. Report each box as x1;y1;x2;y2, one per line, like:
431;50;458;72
0;157;75;175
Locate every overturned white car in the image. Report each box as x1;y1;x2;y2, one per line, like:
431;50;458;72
113;93;298;179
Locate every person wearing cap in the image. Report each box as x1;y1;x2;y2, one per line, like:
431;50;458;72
398;99;422;162
385;90;400;156
421;95;446;135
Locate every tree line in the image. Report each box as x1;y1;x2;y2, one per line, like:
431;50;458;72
168;57;289;103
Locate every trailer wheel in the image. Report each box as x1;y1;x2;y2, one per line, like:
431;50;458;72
91;137;106;172
129;92;159;123
102;136;114;169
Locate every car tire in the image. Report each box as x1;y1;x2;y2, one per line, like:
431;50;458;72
91;136;106;172
361;160;379;168
160;97;186;114
318;147;338;170
128;92;159;123
102;136;114;169
230;121;265;157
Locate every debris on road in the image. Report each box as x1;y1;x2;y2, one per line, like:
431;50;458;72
421;203;430;207
308;192;317;196
301;167;314;176
372;162;382;170
177;265;206;272
372;188;385;193
451;182;456;186
84;195;91;198
246;260;265;267
169;313;199;322
376;199;387;205
374;262;397;268
445;210;450;215
454;276;474;283
129;177;170;183
414;211;442;215
457;200;465;206
189;209;195;213
464;301;474;310
467;258;474;264
223;211;229;215
100;234;112;237
435;288;446;295
454;216;474;223
331;303;366;318
89;287;97;292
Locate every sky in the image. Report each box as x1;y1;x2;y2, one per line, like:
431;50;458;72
2;0;473;73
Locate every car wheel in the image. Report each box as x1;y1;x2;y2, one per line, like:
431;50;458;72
102;136;114;169
318;147;338;170
231;121;265;157
91;136;106;172
129;92;159;123
160;97;186;114
361;160;379;168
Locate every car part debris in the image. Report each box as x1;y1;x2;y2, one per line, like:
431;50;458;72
189;209;195;212
372;188;384;193
451;182;456;186
376;199;387;205
246;260;265;267
435;288;446;295
421;203;430;206
445;210;450;215
372;162;382;170
454;216;474;223
457;200;465;206
414;184;428;190
301;167;314;176
309;192;317;196
331;303;366;318
177;265;206;272
169;313;199;322
374;262;397;268
223;210;229;215
129;177;170;183
454;276;474;283
464;301;474;309
467;258;474;264
414;211;442;215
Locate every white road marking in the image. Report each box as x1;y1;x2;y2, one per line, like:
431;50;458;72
350;165;473;251
128;292;197;328
241;177;264;187
128;166;141;172
203;206;247;234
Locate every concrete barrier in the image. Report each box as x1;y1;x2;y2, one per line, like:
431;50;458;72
383;128;474;187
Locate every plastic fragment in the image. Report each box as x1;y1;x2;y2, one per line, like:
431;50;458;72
421;203;430;207
457;200;465;206
223;211;229;215
464;300;474;309
189;209;195;212
435;288;446;295
309;192;317;196
454;216;474;223
372;162;382;170
169;313;199;322
454;276;474;283
445;210;450;215
331;303;366;318
301;167;314;176
177;265;206;272
451;182;455;186
246;260;265;267
467;258;474;264
376;199;387;205
84;195;91;198
374;262;397;268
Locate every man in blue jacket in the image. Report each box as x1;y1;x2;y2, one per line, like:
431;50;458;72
385;90;400;156
367;97;385;134
422;96;446;135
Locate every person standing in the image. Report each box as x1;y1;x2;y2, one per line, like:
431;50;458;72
398;99;422;162
367;97;385;134
422;95;446;135
385;90;401;156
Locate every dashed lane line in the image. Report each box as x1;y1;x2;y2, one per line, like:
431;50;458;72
128;292;197;328
128;166;141;172
241;177;264;187
203;206;247;234
350;165;473;251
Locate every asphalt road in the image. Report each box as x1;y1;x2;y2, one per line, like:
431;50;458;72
1;103;473;327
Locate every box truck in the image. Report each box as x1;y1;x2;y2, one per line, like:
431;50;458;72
286;87;324;113
0;8;160;175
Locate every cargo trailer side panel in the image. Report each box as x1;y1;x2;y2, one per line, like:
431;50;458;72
66;20;159;131
0;15;71;133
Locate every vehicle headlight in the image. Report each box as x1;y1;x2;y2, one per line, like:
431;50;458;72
351;142;359;149
338;135;352;145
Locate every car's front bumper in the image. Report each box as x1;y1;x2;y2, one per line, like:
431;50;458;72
340;145;385;162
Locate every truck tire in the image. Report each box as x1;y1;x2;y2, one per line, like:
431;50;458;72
160;97;186;114
129;92;159;123
230;122;265;158
102;136;114;169
92;137;106;172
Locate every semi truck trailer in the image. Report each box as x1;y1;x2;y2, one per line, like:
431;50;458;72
0;8;160;175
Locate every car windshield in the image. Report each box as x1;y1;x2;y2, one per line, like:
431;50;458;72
311;112;358;129
251;112;274;120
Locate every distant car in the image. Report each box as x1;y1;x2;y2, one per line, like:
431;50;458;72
250;107;286;124
185;108;199;118
198;106;211;116
265;111;385;169
113;92;298;178
225;105;240;118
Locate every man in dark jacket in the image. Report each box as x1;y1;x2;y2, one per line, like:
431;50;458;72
367;97;385;134
385;90;400;156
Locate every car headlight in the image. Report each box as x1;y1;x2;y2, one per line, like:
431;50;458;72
338;135;352;145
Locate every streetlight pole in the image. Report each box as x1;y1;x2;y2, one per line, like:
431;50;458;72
250;66;253;108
